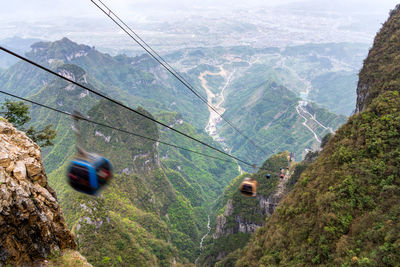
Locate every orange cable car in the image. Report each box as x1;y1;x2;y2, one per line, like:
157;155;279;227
239;177;258;197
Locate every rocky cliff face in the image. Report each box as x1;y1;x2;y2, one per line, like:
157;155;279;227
0;118;76;265
213;172;290;240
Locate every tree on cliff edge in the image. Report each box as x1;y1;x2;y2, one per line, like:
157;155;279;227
0;99;56;147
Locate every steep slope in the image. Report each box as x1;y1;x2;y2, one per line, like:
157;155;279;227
0;59;52;99
0;118;88;266
46;99;199;266
198;152;294;266
356;6;400;113
0;37;208;128
172;51;348;168
236;5;400;266
27;63;102;174
168;43;367;116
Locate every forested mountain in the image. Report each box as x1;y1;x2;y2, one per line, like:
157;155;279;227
0;37;350;166
1;0;399;265
198;152;297;266
165;44;355;168
4;56;237;265
166;43;367;116
0;33;364;266
161;43;363;168
220;80;346;165
231;5;400;266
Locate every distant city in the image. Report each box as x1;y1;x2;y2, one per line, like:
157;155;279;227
0;3;391;56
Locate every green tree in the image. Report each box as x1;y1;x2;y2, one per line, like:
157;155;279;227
0;99;30;128
0;99;56;147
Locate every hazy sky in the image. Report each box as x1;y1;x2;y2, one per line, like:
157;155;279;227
1;0;399;53
0;0;296;21
2;0;398;21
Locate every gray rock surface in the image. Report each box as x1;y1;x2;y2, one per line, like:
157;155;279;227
0;119;76;265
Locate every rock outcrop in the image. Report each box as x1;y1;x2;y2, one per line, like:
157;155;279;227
0;118;76;265
213;169;291;239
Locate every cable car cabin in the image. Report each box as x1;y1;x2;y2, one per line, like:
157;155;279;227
239;177;258;197
280;167;285;177
266;173;271;179
67;154;112;195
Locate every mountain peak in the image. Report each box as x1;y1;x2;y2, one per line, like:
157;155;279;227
28;38;93;64
58;37;75;44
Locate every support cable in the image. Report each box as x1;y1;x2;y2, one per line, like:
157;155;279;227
0;90;253;167
0;46;255;166
90;0;270;156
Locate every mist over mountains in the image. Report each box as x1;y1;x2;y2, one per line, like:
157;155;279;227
1;0;396;55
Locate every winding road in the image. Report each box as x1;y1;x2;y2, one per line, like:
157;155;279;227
199;66;235;141
295;100;332;144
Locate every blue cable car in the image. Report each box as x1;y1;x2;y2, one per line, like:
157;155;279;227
66;111;113;195
67;154;112;195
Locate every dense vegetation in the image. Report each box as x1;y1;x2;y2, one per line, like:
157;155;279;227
157;111;239;205
356;5;400;112
157;43;353;170
235;5;400;266
0;35;369;266
0;56;238;265
44;98;205;265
